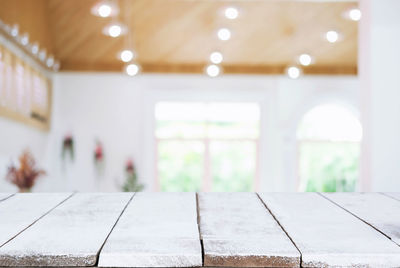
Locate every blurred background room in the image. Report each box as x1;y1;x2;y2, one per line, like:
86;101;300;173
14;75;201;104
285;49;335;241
0;0;399;193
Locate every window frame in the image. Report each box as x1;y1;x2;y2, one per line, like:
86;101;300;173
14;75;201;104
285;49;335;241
154;101;261;192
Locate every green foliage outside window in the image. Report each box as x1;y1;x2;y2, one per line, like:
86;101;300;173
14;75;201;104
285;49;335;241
299;142;359;192
211;141;255;192
156;102;260;192
159;141;204;192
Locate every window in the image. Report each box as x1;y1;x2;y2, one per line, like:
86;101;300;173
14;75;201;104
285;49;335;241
0;44;51;130
297;104;362;192
155;102;260;192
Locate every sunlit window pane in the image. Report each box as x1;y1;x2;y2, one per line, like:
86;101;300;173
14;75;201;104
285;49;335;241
156;102;260;139
156;102;207;139
297;104;362;193
156;121;206;139
206;103;260;123
158;141;204;192
211;141;256;191
297;104;362;142
299;142;359;192
207;121;259;139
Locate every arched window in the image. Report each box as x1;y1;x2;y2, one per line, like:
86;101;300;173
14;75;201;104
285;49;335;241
297;104;362;192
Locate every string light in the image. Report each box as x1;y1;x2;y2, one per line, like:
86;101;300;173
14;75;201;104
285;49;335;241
225;7;239;20
206;64;221;77
53;61;61;71
38;49;47;62
103;22;127;38
325;30;340;43
46;56;55;67
0;21;61;71
98;5;112;17
287;66;302;79
19;33;29;46
126;63;140;76
30;42;39;55
210;51;223;64
217;28;231;41
109;25;121;37
91;0;119;18
119;50;134;62
10;24;18;37
298;54;313;66
349;8;361;21
343;8;362;21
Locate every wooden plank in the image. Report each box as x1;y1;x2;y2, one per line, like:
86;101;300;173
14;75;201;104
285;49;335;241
0;193;133;267
383;192;400;201
258;193;400;267
98;192;202;267
0;193;13;202
198;193;300;267
0;193;71;247
323;192;400;245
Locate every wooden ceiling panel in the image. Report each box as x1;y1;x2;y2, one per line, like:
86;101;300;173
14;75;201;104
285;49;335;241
1;0;359;74
0;0;54;54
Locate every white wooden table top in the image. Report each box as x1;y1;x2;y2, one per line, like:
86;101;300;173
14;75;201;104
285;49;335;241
0;192;399;268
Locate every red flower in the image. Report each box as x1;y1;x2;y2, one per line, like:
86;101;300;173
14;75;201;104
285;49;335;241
94;142;103;161
125;158;134;174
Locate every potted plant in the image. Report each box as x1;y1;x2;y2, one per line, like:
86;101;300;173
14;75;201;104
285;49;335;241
5;150;46;192
122;158;144;192
62;134;74;161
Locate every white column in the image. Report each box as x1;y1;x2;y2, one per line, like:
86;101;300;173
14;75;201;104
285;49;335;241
359;0;400;191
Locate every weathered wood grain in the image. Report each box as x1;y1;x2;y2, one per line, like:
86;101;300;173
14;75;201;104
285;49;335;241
0;193;72;247
383;192;400;202
0;193;133;267
198;193;300;267
323;192;400;246
258;193;400;267
98;192;202;267
0;193;13;202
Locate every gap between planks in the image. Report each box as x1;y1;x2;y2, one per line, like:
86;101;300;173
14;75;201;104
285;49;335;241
0;193;15;202
320;192;400;247
0;192;75;248
94;193;136;266
317;193;394;243
256;193;303;268
196;193;205;267
380;192;400;202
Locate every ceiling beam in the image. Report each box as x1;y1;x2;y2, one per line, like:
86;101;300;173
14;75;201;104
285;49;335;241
60;61;357;75
184;0;357;2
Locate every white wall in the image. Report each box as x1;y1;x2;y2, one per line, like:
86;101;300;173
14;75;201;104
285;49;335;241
359;0;400;191
0;73;359;192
